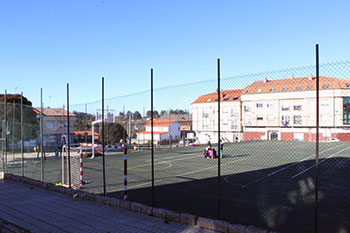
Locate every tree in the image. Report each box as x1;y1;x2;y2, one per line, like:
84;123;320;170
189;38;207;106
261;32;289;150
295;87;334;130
126;111;132;117
146;110;159;118
99;123;128;145
73;111;95;131
133;111;142;120
0;95;38;143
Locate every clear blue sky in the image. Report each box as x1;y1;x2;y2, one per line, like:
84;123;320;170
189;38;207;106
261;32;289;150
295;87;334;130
1;0;350;112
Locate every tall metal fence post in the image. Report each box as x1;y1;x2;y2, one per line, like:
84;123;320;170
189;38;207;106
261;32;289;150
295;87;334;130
40;88;44;181
21;92;24;176
102;77;106;196
67;84;71;187
151;68;155;207
217;58;221;220
315;44;320;233
4;90;7;172
12;101;15;161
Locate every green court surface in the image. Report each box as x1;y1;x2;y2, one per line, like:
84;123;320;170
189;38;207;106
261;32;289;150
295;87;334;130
5;140;350;233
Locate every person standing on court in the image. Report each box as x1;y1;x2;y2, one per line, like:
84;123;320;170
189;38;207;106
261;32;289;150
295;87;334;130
207;135;212;147
219;140;223;158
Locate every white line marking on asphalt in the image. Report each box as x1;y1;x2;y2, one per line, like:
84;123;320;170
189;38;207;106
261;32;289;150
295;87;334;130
291;145;350;179
241;144;344;188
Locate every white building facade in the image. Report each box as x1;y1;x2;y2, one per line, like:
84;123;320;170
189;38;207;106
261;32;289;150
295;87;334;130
191;89;242;144
241;76;350;141
191;76;350;143
137;120;181;144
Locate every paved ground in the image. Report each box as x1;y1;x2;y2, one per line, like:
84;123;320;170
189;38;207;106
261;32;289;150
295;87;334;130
0;179;218;233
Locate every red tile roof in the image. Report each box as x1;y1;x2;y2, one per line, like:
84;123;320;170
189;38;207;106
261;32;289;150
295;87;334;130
145;120;175;127
192;89;242;104
34;108;76;117
74;131;99;137
137;131;168;135
243;76;350;94
178;120;192;126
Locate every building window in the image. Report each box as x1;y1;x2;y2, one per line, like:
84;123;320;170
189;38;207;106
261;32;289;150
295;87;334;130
206;98;211;102
322;84;329;89
231;109;238;117
257;116;263;120
321;100;330;106
343;97;350;124
244;105;251;112
296;86;302;90
294;115;302;125
282;87;288;92
282;104;290;111
294;105;302;111
256;103;263;108
346;83;350;88
257;89;262;93
231;119;238;130
307;85;313;89
267;103;273;108
282;115;290;126
267;115;274;121
46;122;55;129
269;88;275;92
245;90;250;94
223;96;229;101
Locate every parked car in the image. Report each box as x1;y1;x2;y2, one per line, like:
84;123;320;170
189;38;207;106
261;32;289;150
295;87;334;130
325;138;340;142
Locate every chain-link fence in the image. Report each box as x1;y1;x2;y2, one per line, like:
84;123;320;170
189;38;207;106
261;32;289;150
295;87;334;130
2;56;350;232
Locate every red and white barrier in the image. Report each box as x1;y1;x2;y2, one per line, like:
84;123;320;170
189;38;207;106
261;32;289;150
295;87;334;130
80;143;124;149
80;150;83;187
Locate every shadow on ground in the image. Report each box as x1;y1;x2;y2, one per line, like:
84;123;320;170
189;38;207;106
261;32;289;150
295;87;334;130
108;157;350;233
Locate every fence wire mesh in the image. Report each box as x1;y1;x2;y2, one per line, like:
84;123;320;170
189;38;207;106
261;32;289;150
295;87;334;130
2;60;350;233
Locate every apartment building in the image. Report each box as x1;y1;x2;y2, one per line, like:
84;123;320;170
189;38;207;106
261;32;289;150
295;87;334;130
191;89;242;143
242;75;350;141
191;75;350;142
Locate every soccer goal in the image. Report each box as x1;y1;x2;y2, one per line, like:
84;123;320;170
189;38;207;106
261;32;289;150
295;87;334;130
60;145;82;189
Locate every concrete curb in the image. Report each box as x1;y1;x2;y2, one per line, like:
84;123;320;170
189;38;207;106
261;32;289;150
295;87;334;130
3;174;274;233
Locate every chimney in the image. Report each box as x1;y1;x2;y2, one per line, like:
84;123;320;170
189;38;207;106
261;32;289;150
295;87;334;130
263;77;268;83
308;73;313;80
290;74;294;79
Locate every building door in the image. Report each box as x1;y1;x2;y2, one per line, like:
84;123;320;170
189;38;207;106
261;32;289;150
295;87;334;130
270;132;278;140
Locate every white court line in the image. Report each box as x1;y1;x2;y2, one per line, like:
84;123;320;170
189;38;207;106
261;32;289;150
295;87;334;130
241;144;344;188
145;152;200;162
176;157;248;177
291;145;350;179
145;153;203;165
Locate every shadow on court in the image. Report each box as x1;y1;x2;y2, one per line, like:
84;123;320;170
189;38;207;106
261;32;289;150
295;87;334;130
108;157;350;233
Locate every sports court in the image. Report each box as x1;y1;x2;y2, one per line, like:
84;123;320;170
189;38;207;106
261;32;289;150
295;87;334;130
5;140;350;233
